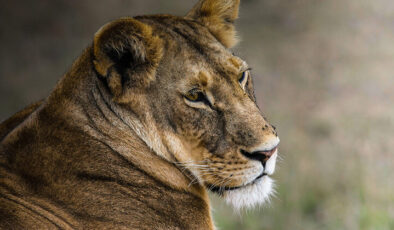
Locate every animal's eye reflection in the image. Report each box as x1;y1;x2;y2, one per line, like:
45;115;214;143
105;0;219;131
184;89;206;102
238;72;247;83
238;71;249;89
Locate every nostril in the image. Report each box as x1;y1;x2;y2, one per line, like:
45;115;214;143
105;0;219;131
240;147;278;165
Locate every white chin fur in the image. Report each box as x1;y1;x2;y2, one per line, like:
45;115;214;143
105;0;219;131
264;151;277;175
222;176;274;211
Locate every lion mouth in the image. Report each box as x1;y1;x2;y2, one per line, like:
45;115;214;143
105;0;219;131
207;172;268;194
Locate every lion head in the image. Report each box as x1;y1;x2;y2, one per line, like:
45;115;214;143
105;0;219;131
92;0;279;210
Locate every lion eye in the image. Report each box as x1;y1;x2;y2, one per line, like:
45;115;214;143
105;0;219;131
238;71;249;90
185;89;206;102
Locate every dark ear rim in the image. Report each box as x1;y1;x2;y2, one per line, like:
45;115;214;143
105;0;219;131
93;18;163;99
186;0;241;48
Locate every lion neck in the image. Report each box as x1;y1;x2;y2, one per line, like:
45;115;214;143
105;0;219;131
53;47;209;200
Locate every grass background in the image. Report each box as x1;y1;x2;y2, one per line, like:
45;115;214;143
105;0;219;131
0;0;393;229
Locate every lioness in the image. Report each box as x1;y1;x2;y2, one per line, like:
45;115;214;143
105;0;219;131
0;0;279;229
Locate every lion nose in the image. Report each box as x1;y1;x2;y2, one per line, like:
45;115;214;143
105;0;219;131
240;146;278;166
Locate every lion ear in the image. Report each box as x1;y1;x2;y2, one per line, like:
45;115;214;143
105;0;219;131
186;0;240;48
93;18;163;99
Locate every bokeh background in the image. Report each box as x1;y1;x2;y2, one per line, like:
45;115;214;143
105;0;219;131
1;0;393;229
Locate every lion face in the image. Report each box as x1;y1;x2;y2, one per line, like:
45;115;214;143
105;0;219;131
92;0;279;210
147;21;279;210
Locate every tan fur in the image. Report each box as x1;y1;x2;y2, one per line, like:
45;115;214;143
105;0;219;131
186;0;240;48
0;0;279;229
93;18;164;99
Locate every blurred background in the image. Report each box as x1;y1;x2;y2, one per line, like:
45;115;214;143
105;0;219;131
0;0;393;229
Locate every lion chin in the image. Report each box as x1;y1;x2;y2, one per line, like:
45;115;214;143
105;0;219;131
222;176;274;211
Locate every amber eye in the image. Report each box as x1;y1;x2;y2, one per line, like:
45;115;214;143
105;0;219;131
184;89;206;102
238;71;249;89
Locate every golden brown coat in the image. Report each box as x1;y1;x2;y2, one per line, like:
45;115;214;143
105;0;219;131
0;0;279;229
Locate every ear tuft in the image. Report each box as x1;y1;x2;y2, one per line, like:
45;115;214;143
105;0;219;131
186;0;240;48
93;18;163;99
